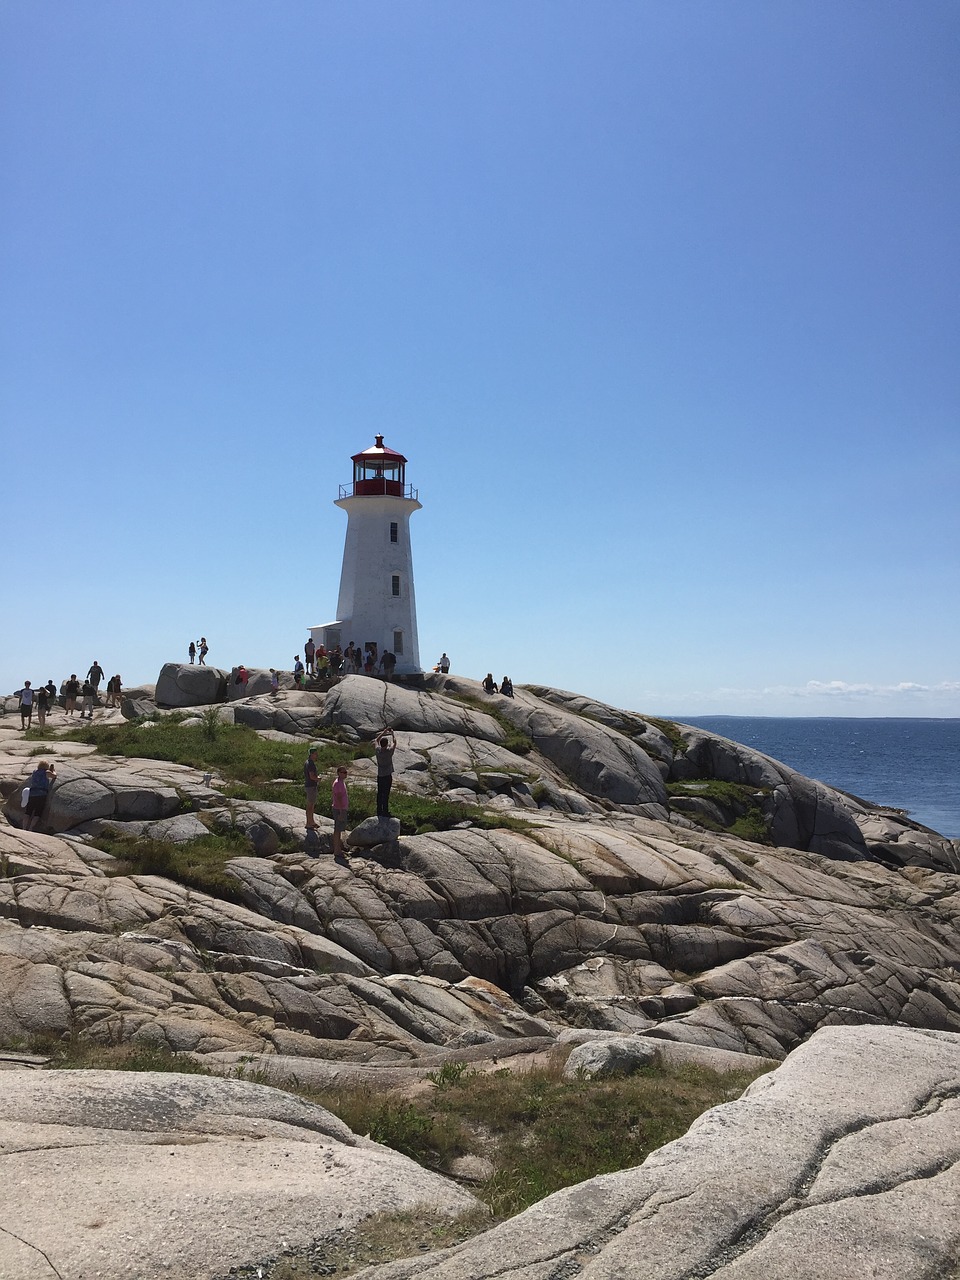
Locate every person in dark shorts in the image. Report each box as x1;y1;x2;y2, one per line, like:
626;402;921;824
18;682;34;728
304;745;319;829
64;675;79;717
24;760;56;832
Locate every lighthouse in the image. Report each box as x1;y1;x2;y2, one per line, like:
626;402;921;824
311;436;422;675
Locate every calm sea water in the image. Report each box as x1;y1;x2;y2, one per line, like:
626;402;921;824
679;717;960;840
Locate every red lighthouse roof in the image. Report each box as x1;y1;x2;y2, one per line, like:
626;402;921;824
351;434;407;466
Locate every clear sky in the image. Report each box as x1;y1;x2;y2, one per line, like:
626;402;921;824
2;2;958;718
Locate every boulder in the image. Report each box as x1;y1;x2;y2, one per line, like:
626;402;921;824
563;1035;658;1078
155;663;229;708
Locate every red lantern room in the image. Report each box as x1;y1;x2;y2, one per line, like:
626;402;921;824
347;435;412;498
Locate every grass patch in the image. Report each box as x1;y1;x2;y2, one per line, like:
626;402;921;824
58;716;366;787
444;692;535;757
90;829;258;902
297;1058;769;1219
667;779;772;845
643;716;688;754
19;1033;214;1074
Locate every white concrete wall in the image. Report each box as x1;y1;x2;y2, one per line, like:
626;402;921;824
326;493;422;674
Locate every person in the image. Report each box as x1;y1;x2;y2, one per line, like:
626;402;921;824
331;766;349;857
380;650;396;682
364;644;377;675
375;729;396;818
482;673;499;695
304;745;320;829
198;638;208;665
23;760;56;832
304;637;316;675
64;674;79;717
344;642;356;674
439;653;450;674
45;679;57;704
80;680;95;720
269;668;279;695
35;683;50;728
188;641;197;665
235;665;249;696
293;655;304;688
105;675;118;708
317;649;330;680
330;646;343;678
86;661;105;694
500;676;514;698
17;682;34;729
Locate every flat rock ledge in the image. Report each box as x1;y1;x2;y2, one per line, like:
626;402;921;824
0;1070;477;1280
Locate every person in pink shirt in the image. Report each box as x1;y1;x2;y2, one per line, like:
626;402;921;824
332;766;349;858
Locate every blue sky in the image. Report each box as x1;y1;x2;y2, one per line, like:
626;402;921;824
2;2;958;717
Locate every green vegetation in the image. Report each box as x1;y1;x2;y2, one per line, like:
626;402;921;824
90;829;264;901
57;714;365;784
643;716;688;754
444;691;536;756
667;778;772;845
255;1058;769;1220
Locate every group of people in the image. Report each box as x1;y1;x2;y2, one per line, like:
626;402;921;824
299;639;400;684
187;638;210;665
15;662;122;729
302;729;396;857
482;674;514;697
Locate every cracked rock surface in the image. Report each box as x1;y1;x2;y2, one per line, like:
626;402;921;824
348;1025;960;1280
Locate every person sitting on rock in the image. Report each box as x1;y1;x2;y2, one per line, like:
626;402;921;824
482;673;499;695
500;676;514;698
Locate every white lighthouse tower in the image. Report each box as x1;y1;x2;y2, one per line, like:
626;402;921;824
311;436;422;675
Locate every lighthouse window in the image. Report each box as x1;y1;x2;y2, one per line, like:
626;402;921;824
390;522;398;543
391;575;401;597
393;630;404;654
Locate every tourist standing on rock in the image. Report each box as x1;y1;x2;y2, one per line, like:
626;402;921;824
375;730;396;817
63;674;79;717
269;668;279;695
482;674;499;695
304;638;316;676
438;653;450;674
188;641;196;664
86;661;105;695
304;745;320;830
236;665;249;695
500;676;514;698
380;650;396;682
17;682;34;729
330;646;343;678
293;655;304;688
198;638;208;665
35;684;50;728
23;760;56;832
45;679;57;704
332;766;349;857
80;680;95;720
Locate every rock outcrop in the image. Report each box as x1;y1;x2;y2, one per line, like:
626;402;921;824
0;1069;477;1280
2;667;958;1277
350;1025;960;1280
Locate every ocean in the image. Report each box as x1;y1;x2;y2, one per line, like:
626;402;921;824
679;717;960;840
